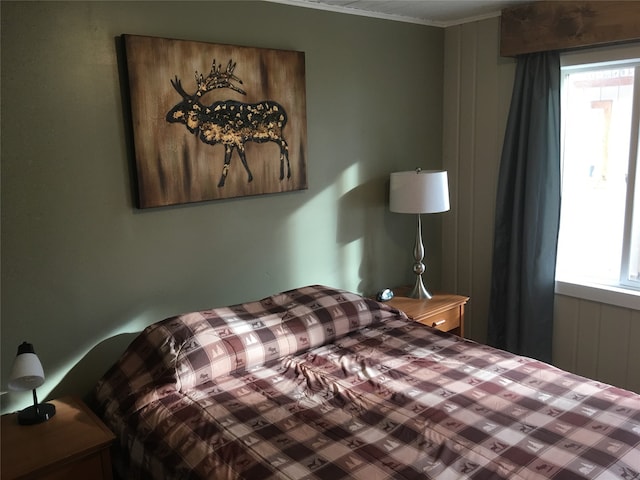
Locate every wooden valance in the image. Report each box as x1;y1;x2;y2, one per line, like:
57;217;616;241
501;1;640;57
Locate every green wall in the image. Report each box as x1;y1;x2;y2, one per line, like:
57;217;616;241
0;1;443;413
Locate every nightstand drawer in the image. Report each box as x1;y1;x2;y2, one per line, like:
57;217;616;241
416;307;461;332
37;452;107;480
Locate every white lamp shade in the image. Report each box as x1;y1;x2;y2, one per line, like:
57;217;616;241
390;170;450;214
9;352;45;391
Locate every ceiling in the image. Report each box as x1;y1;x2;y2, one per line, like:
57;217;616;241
267;0;532;27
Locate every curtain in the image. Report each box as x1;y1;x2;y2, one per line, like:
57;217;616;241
488;52;561;363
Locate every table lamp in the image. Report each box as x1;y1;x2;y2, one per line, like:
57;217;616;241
390;169;450;299
8;342;56;425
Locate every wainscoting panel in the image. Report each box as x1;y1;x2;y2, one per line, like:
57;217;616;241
554;295;639;393
442;16;515;342
629;319;640;391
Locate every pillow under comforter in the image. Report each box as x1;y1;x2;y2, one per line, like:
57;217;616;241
94;285;407;415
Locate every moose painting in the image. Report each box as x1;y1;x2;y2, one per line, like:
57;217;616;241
123;35;307;208
166;60;291;188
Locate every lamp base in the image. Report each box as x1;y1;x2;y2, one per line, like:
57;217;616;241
17;403;56;425
409;275;432;300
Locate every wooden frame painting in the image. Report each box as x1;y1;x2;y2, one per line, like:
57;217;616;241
123;34;308;208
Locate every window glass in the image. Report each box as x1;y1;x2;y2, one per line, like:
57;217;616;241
557;63;639;291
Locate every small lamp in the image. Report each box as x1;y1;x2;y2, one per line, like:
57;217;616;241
8;342;56;425
390;169;450;299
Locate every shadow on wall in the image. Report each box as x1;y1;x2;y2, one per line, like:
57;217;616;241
337;175;394;295
47;332;139;405
337;174;428;296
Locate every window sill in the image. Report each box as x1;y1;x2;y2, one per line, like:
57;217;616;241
555;279;640;311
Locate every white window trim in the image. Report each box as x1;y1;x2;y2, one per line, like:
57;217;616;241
555;279;640;310
557;42;640;311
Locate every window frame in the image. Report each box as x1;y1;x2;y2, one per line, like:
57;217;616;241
557;43;640;310
620;69;640;290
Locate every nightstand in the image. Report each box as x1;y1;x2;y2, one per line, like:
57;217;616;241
1;396;115;480
386;287;469;336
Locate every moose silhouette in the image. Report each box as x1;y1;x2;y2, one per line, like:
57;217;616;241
166;59;291;187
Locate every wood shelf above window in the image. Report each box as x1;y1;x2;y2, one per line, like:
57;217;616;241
501;1;640;57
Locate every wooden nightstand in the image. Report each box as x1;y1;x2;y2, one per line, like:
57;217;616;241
386;287;469;336
1;396;115;480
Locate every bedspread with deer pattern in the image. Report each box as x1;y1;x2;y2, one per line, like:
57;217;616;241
93;285;640;480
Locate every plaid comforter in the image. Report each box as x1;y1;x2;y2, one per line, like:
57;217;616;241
94;285;640;479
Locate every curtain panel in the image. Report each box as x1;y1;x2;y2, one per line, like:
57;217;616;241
488;52;561;363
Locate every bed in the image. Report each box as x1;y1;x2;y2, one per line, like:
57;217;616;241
93;285;640;479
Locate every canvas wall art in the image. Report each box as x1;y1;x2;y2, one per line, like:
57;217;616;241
123;34;308;208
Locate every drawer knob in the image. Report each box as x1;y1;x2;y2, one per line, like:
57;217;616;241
433;319;446;327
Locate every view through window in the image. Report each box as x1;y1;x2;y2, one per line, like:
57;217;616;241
556;59;640;291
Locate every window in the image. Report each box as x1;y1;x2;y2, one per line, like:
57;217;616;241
556;46;640;301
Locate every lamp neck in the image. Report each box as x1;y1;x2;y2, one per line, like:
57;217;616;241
17;342;35;355
32;388;39;410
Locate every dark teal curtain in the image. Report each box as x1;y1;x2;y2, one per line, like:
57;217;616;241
488;52;561;363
